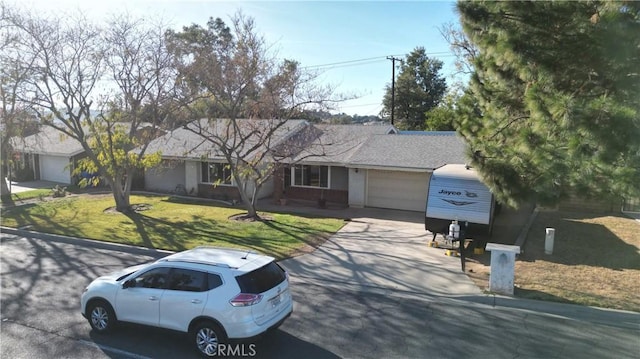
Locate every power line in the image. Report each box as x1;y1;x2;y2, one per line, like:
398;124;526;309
302;51;454;70
302;55;402;69
311;59;387;71
339;102;381;108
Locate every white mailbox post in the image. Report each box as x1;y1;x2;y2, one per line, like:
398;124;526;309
485;243;521;295
545;228;555;255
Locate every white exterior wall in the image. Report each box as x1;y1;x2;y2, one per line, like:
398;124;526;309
348;168;366;208
185;161;198;196
39;155;72;184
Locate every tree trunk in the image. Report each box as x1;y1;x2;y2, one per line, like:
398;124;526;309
273;164;284;201
0;149;11;201
234;175;260;220
238;184;258;219
0;164;12;204
110;173;133;212
1;172;10;196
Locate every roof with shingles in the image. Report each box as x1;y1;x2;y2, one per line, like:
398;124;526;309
144;121;468;170
346;132;469;171
10;126;84;157
287;124;396;165
143;119;308;160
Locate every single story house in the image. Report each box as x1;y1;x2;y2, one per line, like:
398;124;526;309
140;119;309;200
142;119;469;212
10;123;163;187
10;126;85;184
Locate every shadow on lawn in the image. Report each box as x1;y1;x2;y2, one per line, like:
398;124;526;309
121;209;333;259
519;211;640;270
466;211;640;272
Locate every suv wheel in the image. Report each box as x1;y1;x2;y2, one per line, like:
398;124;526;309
192;321;225;357
88;301;116;333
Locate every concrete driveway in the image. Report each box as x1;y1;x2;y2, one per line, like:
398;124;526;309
280;215;482;297
4;179;61;193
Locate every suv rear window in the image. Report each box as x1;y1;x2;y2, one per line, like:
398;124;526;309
235;262;286;294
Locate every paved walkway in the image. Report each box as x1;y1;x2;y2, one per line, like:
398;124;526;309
4;180;62;193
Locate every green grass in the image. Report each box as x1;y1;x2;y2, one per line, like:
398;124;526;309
3;188;53;202
1;185;84;203
0;194;346;259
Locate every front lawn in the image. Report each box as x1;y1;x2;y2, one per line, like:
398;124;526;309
465;211;640;312
0;194;346;259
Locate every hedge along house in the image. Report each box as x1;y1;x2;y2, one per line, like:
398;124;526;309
140;118;309;201
10;126;85;184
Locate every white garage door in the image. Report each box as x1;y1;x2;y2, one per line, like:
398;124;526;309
366;170;429;212
39;155;71;184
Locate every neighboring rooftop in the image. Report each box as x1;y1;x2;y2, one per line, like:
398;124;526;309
10;126;84;156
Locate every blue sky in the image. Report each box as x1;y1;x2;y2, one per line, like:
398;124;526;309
20;0;461;116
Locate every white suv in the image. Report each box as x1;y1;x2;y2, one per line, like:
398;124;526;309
80;246;293;357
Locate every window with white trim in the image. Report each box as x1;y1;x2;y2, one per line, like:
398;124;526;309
201;162;232;185
291;165;329;188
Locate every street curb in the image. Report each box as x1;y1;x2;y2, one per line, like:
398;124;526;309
0;226;174;259
289;276;640;331
463;294;640;331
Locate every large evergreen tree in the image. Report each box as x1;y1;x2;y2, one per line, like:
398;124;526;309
381;47;447;130
456;1;640;207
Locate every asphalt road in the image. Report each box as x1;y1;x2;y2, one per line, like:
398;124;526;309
1;232;639;359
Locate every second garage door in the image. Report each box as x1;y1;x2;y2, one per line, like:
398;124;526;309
366;170;429;212
39;155;71;184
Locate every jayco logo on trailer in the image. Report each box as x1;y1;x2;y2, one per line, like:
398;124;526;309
438;189;479;198
438;189;462;196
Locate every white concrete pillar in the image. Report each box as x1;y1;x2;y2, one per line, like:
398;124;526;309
545;228;555;255
485;243;521;295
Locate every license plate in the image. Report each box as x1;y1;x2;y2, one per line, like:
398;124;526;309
270;294;281;307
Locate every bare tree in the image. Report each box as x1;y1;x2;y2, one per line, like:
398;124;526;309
167;12;345;219
439;22;478;90
0;3;39;200
7;6;179;212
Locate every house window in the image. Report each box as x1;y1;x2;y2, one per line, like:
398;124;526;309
201;162;232;185
291;165;329;188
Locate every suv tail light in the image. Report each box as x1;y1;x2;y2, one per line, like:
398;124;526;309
230;293;263;307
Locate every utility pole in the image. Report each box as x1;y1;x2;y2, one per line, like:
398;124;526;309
387;56;401;125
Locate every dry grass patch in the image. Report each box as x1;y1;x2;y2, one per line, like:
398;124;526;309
465;211;640;312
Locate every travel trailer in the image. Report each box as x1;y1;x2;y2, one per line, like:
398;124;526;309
425;164;496;244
